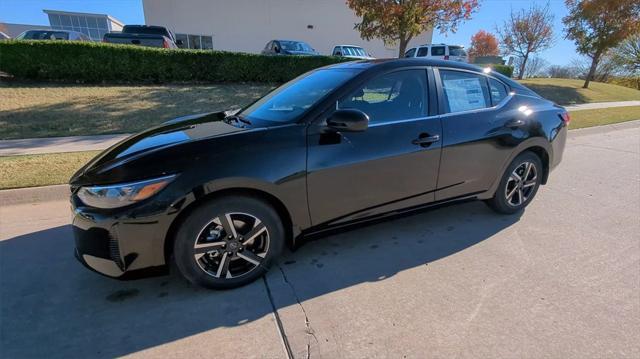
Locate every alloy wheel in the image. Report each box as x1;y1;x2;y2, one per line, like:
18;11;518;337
193;212;269;279
504;161;538;207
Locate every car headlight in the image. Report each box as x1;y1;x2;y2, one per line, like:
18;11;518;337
77;174;176;209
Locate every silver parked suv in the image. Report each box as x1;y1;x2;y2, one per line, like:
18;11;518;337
404;43;468;62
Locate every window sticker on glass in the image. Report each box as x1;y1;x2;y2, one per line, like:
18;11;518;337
441;72;488;112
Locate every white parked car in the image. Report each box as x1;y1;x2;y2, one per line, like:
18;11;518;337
332;45;374;59
404;43;468;62
16;29;91;41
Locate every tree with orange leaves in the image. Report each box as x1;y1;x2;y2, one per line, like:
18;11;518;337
468;30;499;61
346;0;479;57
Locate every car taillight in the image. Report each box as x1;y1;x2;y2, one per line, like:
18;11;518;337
444;55;449;60
560;112;571;124
163;39;169;48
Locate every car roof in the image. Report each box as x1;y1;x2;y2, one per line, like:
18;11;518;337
25;29;83;35
275;39;307;43
335;45;364;48
327;58;478;71
324;58;534;94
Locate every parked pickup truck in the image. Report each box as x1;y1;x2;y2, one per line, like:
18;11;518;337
103;25;182;48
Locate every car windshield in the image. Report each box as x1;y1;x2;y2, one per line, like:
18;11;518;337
344;46;366;56
449;46;467;56
280;41;313;52
239;68;359;123
19;31;69;40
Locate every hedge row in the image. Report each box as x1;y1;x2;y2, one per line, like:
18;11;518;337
0;40;348;83
0;41;515;83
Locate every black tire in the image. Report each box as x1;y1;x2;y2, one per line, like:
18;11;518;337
486;151;543;214
173;195;284;289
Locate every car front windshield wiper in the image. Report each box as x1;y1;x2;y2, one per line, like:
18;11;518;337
223;114;252;128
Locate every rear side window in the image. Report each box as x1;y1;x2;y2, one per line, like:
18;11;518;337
339;70;428;124
431;46;445;56
488;78;509;105
404;48;416;58
439;70;490;113
417;47;429;57
449;46;466;57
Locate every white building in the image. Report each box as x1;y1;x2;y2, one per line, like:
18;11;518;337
142;0;433;58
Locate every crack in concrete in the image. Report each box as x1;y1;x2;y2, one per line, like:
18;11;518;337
277;265;318;359
262;276;295;359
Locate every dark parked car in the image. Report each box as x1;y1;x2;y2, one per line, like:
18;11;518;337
15;29;91;41
262;39;319;56
103;25;181;48
71;59;569;289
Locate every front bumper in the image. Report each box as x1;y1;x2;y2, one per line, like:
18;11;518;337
71;193;176;279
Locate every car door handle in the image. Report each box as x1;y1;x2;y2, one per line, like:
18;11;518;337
505;119;525;128
412;134;440;147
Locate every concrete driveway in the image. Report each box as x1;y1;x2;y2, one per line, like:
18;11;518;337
1;125;638;358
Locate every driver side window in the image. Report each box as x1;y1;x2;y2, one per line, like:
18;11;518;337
338;70;428;124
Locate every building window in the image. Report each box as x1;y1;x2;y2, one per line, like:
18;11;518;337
49;14;111;41
176;33;214;50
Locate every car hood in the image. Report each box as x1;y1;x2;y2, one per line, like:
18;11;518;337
70;111;247;185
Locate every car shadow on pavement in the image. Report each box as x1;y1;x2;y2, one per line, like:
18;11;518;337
0;201;520;358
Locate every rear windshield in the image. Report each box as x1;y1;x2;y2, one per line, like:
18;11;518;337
280;41;313;52
19;31;69;40
122;26;169;36
449;46;467;56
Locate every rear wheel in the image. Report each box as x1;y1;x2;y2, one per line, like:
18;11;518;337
486;151;543;214
174;196;284;289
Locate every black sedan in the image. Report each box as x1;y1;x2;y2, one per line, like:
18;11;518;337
70;59;568;289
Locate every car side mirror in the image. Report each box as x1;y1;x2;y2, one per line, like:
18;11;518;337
274;46;280;53
327;109;369;132
176;39;183;46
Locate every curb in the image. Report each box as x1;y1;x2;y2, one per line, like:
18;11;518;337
1;119;638;206
568;119;640;138
0;184;70;206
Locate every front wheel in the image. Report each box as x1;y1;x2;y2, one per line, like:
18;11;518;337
173;196;284;289
486;151;543;214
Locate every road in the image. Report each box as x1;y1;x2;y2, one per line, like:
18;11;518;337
1;125;639;358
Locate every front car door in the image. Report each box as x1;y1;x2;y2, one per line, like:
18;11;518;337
306;68;443;227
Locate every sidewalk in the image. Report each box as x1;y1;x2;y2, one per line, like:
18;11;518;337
1;100;638;156
564;100;640;111
0;134;129;156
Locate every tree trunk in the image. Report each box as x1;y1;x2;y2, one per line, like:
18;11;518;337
398;36;409;58
583;54;600;89
517;53;529;80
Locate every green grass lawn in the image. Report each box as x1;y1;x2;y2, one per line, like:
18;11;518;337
0;151;99;189
569;106;640;129
519;78;640;105
0;82;273;140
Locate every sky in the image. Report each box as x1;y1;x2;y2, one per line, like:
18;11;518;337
0;0;577;66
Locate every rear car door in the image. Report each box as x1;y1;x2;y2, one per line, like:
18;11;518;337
306;69;443;226
434;68;515;200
